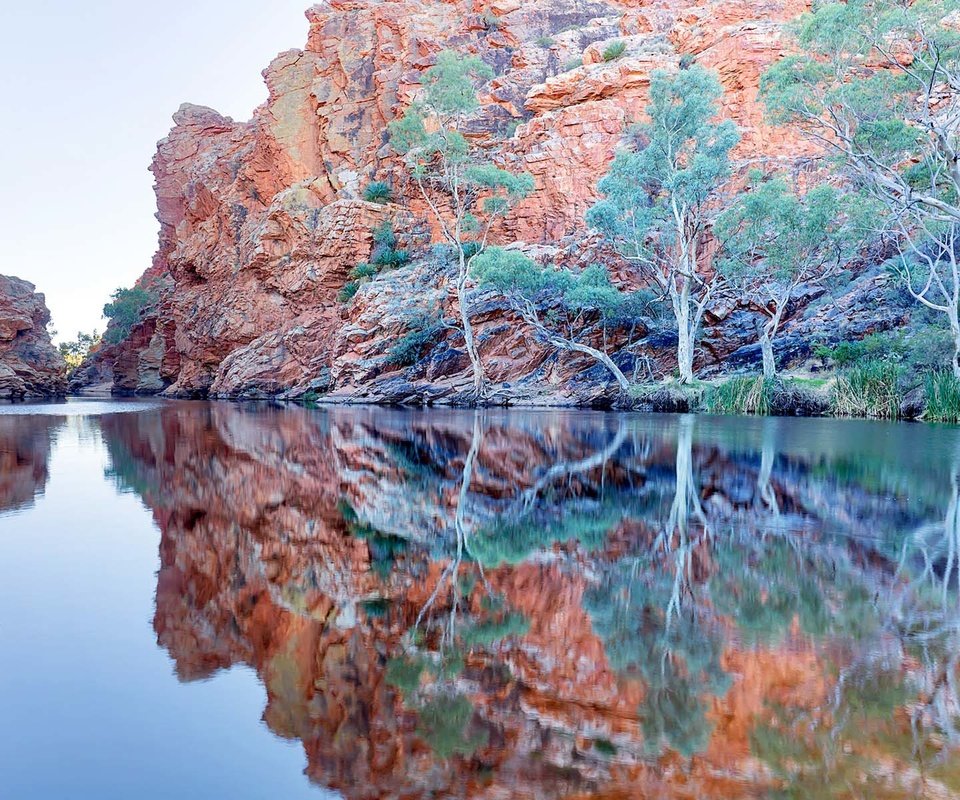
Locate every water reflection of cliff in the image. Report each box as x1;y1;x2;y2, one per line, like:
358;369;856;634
100;404;960;799
0;413;63;514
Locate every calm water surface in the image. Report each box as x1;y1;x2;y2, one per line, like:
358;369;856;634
1;399;959;798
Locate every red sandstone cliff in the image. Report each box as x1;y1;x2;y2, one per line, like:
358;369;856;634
82;0;896;402
0;275;66;398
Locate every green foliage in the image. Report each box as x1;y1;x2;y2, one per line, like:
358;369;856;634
585;559;730;758
814;333;903;369
102;286;156;343
602;40;626;61
386;655;427;695
815;328;955;389
759;1;960;340
385;312;446;367
832;360;902;419
470;505;622;567
705;376;775;416
924;370;960;423
592;738;617;757
58;330;100;369
563;57;583;71
472;247;629;321
337;280;360;303
415;693;488;759
461;612;530;647
588;66;739;262
344;219;411;298
350;262;380;280
535;35;555;48
362;180;393;204
716;173;867;294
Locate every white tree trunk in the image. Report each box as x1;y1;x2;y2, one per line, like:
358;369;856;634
760;329;776;381
676;315;695;385
538;324;631;392
950;308;960;381
457;252;486;398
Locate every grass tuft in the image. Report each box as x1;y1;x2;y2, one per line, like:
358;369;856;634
602;40;627;61
924;370;960;423
706;375;774;416
832;361;901;419
362;181;393;204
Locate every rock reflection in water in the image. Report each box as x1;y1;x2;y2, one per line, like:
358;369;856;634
0;413;63;514
98;404;960;799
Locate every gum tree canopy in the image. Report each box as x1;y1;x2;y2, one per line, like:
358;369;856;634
389;50;534;398
716;174;867;379
588;66;740;385
761;0;960;376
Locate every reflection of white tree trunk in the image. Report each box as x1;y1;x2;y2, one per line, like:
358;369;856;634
415;412;487;649
895;455;960;758
659;416;707;624
520;422;627;510
757;418;780;516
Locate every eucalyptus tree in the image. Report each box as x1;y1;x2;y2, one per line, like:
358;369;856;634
471;247;643;391
587;66;740;384
389;50;534;397
761;0;960;376
716;174;864;379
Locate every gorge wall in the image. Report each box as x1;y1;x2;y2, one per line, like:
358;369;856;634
79;0;899;403
0;275;65;399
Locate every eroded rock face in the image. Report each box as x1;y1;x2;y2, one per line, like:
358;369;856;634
80;0;882;401
0;275;65;399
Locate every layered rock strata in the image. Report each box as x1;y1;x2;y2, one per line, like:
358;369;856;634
0;275;65;398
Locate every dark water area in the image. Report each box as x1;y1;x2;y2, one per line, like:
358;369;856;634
1;399;959;799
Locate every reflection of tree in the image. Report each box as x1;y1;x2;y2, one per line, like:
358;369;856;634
749;451;960;797
586;556;729;758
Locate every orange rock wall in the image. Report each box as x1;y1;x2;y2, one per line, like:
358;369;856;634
93;0;817;399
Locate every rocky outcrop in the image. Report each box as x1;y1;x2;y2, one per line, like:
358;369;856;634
79;0;898;402
0;275;65;398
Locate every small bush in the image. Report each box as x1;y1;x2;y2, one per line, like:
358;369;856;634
350;262;380;280
536;35;555;48
564;57;583;71
602;40;627;62
706;375;774;416
338;280;361;303
386;315;445;367
814;333;903;368
103;286;157;344
832;361;902;419
362;181;393;204
925;370;960;423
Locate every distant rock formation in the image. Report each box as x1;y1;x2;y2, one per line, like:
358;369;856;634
0;274;65;398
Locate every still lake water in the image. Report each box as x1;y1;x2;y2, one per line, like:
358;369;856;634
1;400;959;799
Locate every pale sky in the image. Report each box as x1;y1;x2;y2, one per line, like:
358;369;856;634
0;1;312;343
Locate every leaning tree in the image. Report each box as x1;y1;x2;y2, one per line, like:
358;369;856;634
716;174;868;379
389;50;533;398
761;0;960;376
472;246;653;392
